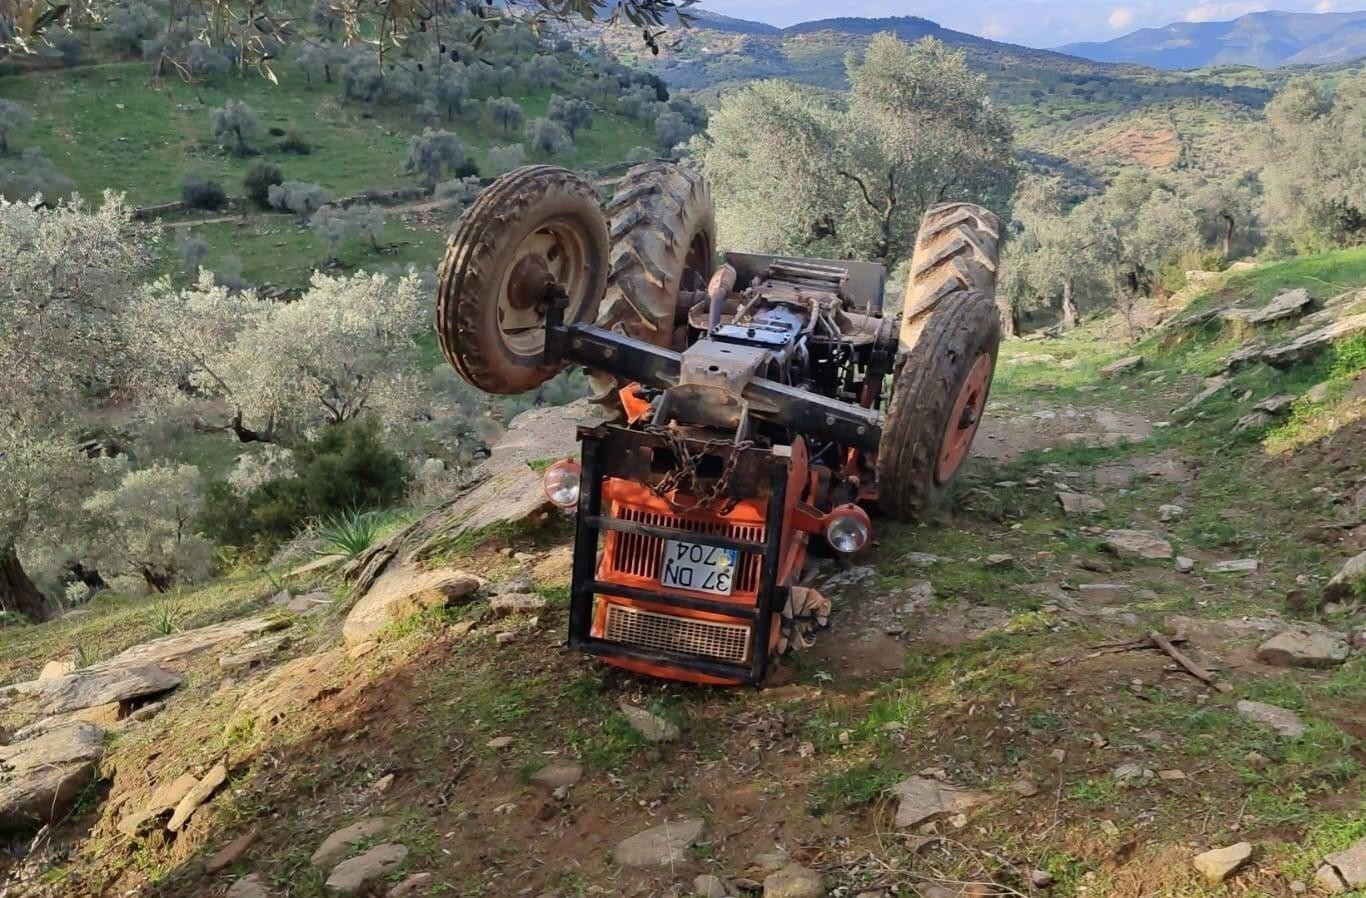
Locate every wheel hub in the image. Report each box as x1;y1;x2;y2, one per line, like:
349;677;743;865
935;352;992;484
496;221;591;357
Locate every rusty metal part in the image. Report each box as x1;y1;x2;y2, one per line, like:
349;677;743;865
706;264;738;332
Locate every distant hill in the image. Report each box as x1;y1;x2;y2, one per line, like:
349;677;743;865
1057;10;1366;69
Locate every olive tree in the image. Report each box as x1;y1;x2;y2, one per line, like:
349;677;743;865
0;149;74;201
81;464;214;592
525;117;570;156
1256;73;1366;251
211;98;258;156
404;128;469;190
128;270;428;442
1;195;151;620
485;144;526;175
268;180;329;222
0;99;30;155
488;96;524;136
699;36;1014;269
998;176;1100;334
548;94;592;139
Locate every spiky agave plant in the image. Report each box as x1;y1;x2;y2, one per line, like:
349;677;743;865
314;508;392;558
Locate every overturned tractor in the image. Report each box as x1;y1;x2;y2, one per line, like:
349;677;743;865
437;163;1001;685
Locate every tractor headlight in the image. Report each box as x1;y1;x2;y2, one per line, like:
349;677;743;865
542;460;582;509
824;504;871;554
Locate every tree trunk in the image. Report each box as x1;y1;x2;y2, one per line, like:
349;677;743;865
1220;213;1235;258
1060;279;1078;331
1;543;50;622
998;297;1017;339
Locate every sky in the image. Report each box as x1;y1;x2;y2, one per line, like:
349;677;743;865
698;0;1364;47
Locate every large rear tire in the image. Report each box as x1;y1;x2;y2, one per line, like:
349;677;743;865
589;162;715;407
898;202;1001;353
877;291;1001;521
436;165;609;395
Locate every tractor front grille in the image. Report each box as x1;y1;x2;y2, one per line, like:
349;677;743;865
603;603;751;664
607;505;764;593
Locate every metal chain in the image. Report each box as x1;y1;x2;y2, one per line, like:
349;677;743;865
643;424;754;513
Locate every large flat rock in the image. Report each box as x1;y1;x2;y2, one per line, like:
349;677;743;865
612;817;705;866
97;617;282;671
890;776;993;829
2;664;182;715
0;722;104;831
342;565;482;645
1262;312;1366;369
236;650;346;728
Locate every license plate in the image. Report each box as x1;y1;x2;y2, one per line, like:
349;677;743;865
660;539;738;596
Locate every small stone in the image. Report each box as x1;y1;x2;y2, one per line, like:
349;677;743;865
619;702;679;742
1050;749;1066;764
495;631;516;644
1101;355;1143;377
1234;411;1274;433
1257;626;1349;668
371;773;395;794
204;826;258;873
1245;751;1271;769
1011;778;1039;797
1158;504;1185;522
750;848;790;874
530;761;583;790
386;872;434;897
325;843;408;894
1103;529;1173;560
902;552;941;568
449;621;476;638
1253;394;1296;415
489;593;547;616
1030;869;1054;887
1100;820;1120;837
226;873;272;898
610;817;704;866
1175;556;1195;573
763;863;826;898
1113;762;1147;784
311;817;390;869
167;762;227;832
1193;842;1252;883
1205;559;1259;575
985;554;1015;568
693;873;732;898
1290;880;1307;893
1090;732;1109;749
1057;492;1105;516
1158;769;1187;782
486;736;513;749
1236;700;1306;738
347;641;377;660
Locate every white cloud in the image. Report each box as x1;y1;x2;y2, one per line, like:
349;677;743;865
1108;6;1136;28
1182;1;1271;22
980;15;1008;37
1315;0;1337;10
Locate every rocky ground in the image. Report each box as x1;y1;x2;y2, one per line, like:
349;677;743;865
0;267;1363;898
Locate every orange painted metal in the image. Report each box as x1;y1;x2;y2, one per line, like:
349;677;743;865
936;352;992;484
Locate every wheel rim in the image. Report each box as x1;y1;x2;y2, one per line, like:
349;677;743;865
495;217;593;358
935;352;992;484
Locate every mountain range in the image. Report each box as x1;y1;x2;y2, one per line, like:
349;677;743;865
1058;9;1366;69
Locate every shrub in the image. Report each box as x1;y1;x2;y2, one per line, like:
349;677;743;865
279;128;311;155
244;162;283;207
198;417;409;553
181;172;227;210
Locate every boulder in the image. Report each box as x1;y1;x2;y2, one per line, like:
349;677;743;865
1262;313;1366;369
694;873;733;898
489;593;547;616
763;863;826;898
167;762;227;831
1158;504;1185;522
530;761;582;791
1252;394;1296;415
286;553;346;579
94;617;281;671
312;817;390;869
2;664;181;715
1175;556;1195;573
1318;838;1366;891
1100;355;1143;377
1174;375;1229;415
226;873;272;898
1205;559;1259;575
611;817;705;866
1056;492;1105;516
890;776;993;829
1249;288;1312;324
1102;530;1174;561
1256;626;1349;668
0;722;104;831
1193;842;1252;883
1324;551;1366;602
1235;700;1306;738
342;564;482;645
325;843;408;894
619;702;680;743
1233;411;1273;433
